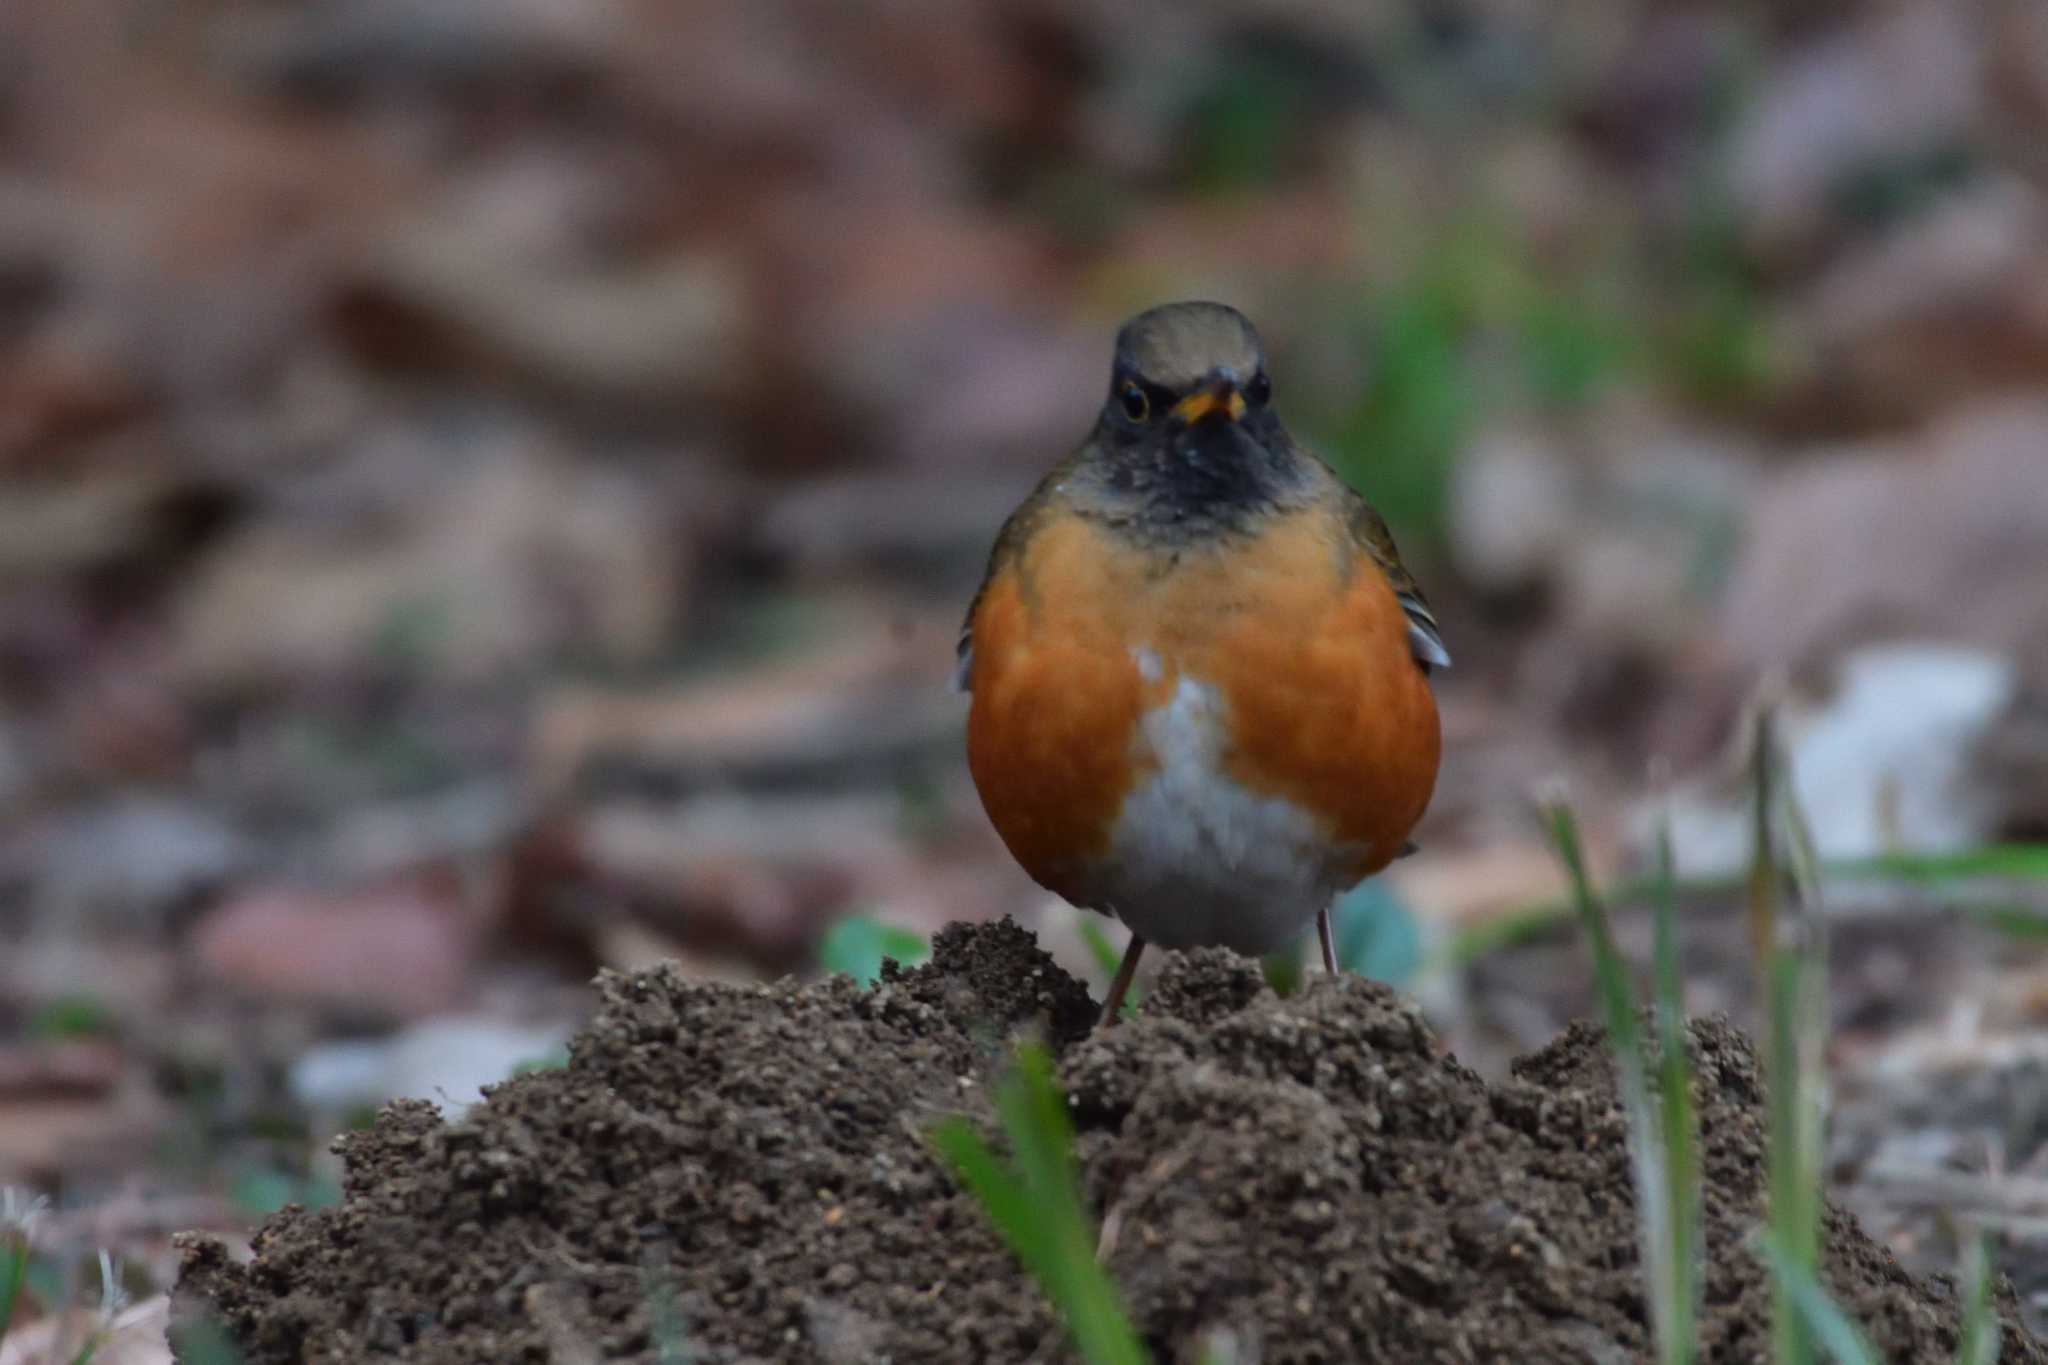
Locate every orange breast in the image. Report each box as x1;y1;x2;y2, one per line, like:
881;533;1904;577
965;503;1441;904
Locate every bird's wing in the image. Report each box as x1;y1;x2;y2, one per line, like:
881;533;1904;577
953;470;1066;693
951;619;974;692
1348;495;1451;671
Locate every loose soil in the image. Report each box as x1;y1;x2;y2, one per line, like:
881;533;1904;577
174;920;2044;1363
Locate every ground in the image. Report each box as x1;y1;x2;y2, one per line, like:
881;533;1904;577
174;921;2043;1364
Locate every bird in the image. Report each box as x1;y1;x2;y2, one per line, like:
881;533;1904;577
956;301;1447;1026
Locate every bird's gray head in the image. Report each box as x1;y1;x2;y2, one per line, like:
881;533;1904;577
1114;301;1266;399
1088;301;1305;535
1103;300;1272;434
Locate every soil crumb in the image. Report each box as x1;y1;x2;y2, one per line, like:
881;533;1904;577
175;919;2044;1363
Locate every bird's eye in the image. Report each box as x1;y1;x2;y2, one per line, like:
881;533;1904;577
1119;382;1150;422
1246;372;1272;407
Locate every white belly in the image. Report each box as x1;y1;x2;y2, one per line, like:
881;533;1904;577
1084;671;1359;954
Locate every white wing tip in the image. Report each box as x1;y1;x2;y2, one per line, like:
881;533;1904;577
1409;623;1452;670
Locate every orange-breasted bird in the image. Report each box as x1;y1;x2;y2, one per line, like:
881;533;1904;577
957;301;1448;1024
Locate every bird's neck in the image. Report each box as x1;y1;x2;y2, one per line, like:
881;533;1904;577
1082;416;1313;545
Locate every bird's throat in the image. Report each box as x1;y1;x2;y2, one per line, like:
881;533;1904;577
1095;417;1308;546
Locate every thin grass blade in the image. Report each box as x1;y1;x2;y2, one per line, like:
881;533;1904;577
1544;802;1695;1365
1746;705;1780;976
1544;805;1645;1065
1076;920;1125;987
998;1046;1147;1365
930;1119;1059;1288
0;1238;26;1341
641;1250;698;1365
1955;1233;2000;1365
1749;702;1831;1365
1439;841;2048;970
1761;1234;1878;1365
1650;820;1700;1364
933;1047;1148;1365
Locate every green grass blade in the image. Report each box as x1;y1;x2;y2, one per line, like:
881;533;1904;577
1077;922;1144;1018
1748;703;1831;1365
1260;947;1304;998
1437;842;2048;971
1544;802;1695;1365
933;1046;1148;1365
0;1237;26;1342
1076;920;1125;985
998;1047;1146;1365
1765;955;1815;1364
1969;905;2048;939
996;1047;1091;1277
1746;706;1781;974
1766;948;1822;1256
1650;821;1700;1365
930;1119;1061;1287
640;1251;697;1365
1760;1235;1878;1365
1956;1233;2000;1365
1854;843;2048;883
1651;824;1686;1031
1544;805;1645;1065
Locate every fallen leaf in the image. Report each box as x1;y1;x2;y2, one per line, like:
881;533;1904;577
190;877;482;1019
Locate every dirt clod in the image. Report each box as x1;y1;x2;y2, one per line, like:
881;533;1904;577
175;920;2044;1363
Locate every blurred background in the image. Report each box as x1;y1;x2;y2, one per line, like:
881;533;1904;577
5;0;2048;1345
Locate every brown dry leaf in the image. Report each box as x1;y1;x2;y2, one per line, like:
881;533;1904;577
5;25;401;408
1727;0;1980;258
0;1073;164;1184
1723;398;2048;680
530;600;958;793
223;0;620;93
0;1039;124;1098
1106;190;1357;310
571;797;890;958
1782;178;2048;426
0;464;188;578
173;446;685;689
857;319;1105;475
189;876;484;1019
340;220;744;408
0;333;151;470
590;919;771;989
1453;400;1757;657
1985;0;2048;191
753;471;1040;568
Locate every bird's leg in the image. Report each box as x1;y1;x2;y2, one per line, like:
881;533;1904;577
1099;935;1146;1028
1317;906;1339;976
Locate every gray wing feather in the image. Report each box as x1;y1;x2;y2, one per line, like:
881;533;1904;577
1398;589;1452;670
952;629;973;692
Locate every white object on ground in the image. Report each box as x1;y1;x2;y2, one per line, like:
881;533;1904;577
1648;643;2016;877
291;1015;575;1119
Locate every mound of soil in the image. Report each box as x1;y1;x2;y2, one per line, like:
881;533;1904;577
174;920;2042;1363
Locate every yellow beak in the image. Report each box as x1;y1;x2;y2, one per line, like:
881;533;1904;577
1170;386;1246;424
